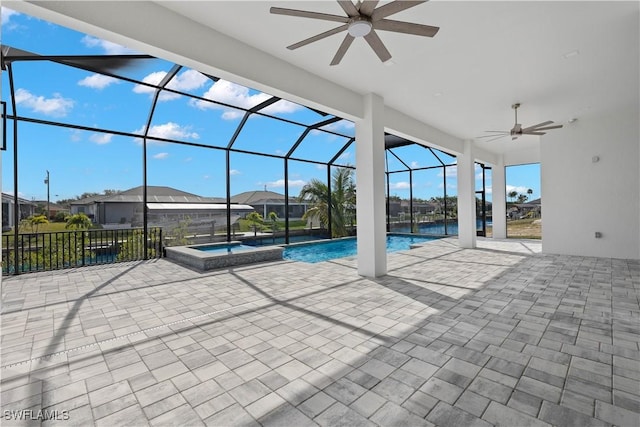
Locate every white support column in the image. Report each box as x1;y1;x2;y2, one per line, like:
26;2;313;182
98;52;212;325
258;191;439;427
356;93;387;277
457;140;477;248
491;157;507;239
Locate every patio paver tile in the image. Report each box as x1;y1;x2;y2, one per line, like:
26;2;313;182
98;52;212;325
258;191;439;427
2;239;638;427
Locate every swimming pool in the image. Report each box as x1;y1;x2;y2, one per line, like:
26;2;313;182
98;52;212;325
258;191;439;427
195;244;256;254
283;234;440;263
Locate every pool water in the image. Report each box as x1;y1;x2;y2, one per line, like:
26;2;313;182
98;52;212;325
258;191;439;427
283;234;439;263
195;244;256;254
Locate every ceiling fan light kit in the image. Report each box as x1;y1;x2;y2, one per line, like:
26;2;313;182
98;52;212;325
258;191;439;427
348;18;372;37
270;0;439;66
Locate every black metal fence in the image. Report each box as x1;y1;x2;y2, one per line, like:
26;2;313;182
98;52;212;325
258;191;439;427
2;227;163;275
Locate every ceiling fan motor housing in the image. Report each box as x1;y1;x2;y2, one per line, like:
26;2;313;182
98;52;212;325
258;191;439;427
348;17;372;37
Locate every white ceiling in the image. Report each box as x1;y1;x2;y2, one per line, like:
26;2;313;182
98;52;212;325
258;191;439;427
154;1;639;156
8;1;640;158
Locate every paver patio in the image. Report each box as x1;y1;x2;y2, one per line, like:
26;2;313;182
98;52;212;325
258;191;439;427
1;237;638;426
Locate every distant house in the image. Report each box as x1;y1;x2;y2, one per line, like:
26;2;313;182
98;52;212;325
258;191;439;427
33;200;70;220
70;186;254;229
2;193;37;231
510;198;541;219
68;194;104;221
400;199;441;216
230;190;310;220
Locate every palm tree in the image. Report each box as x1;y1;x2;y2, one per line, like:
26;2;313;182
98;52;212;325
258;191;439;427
246;211;263;236
527;188;533;199
299;166;356;238
268;212;279;243
65;213;92;230
27;214;49;233
508;190;518;203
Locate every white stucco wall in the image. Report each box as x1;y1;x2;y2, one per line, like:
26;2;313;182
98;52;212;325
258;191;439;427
541;106;640;259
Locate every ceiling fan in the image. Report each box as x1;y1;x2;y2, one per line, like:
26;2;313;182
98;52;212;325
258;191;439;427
270;0;439;66
478;103;564;142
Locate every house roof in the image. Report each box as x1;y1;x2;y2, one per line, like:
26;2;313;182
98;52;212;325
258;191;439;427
33;201;70;211
230;190;303;205
69;194;106;205
1;192;36;205
147;203;253;211
71;186;226;205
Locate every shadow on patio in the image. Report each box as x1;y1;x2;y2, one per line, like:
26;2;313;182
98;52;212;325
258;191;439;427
1;239;638;426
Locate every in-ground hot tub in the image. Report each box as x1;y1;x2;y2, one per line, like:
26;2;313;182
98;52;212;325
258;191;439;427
165;241;283;271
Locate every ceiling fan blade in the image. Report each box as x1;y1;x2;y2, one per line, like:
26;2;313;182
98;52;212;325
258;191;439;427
374;19;439;37
359;0;380;16
477;132;509;138
528;124;564;132
525;131;547;136
521;121;553;132
287;24;349;50
337;1;360;17
371;1;428;21
330;34;355;66
364;30;392;62
270;7;349;24
482;135;508;143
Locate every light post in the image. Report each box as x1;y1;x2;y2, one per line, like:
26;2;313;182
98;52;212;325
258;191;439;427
44;170;50;220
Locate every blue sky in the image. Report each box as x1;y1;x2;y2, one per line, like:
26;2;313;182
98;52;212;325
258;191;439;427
1;8;540;204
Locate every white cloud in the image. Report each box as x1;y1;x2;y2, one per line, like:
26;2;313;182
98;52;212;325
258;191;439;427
191;80;301;120
437;166;458;178
81;35;137;54
78;74;118;90
410;161;419;169
133;122;199;143
318;119;355;133
133;69;208;101
311;120;355;139
153;152;169;160
229;169;241;176
264;179;306;188
389;182;411;190
263;99;301;116
1;7;18;25
70;130;82;142
14;88;74;117
438;182;457;190
337;152;353;164
89;133;113;145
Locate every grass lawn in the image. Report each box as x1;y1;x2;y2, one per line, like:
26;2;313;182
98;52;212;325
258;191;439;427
485;218;542;239
506;218;542;239
236;219;307;233
2;221;102;235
